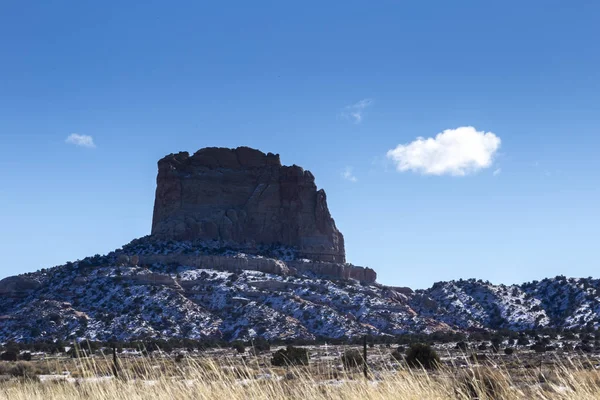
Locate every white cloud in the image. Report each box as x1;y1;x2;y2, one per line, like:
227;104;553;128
66;134;96;148
342;166;357;182
493;168;502;176
341;98;373;124
386;126;501;176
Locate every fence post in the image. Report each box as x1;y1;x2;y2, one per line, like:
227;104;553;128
112;345;119;378
363;335;368;379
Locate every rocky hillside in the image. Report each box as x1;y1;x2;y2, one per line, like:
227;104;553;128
0;237;444;343
2;147;597;343
1;237;599;343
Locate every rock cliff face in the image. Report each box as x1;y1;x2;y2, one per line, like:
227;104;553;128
137;254;291;277
132;253;377;283
151;147;346;262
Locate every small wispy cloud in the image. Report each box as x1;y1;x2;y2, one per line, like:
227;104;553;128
341;98;373;124
66;134;96;148
342;166;358;182
493;168;502;176
386;126;501;176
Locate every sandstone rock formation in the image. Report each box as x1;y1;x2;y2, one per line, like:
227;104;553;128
137;254;290;276
151;147;345;262
133;253;377;283
288;261;377;283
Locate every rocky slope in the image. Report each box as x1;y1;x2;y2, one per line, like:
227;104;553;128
0;237;444;343
1;236;599;343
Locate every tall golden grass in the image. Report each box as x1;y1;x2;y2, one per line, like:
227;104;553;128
2;352;600;399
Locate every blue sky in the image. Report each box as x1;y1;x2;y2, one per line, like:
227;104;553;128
1;1;599;289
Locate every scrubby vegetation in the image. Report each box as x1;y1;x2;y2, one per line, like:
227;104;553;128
341;349;364;369
271;345;309;366
2;319;600;399
0;348;600;400
404;343;440;369
4;235;600;346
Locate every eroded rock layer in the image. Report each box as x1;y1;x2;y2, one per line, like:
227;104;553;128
134;253;377;283
151;147;346;262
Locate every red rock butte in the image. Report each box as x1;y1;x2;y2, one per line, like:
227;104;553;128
151;147;346;263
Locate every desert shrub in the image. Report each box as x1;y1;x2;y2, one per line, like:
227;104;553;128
561;343;573;352
271;346;309;367
251;338;270;353
341;349;364;369
0;351;18;362
455;341;469;351
405;343;440;370
232;341;246;354
19;352;32;361
143;340;172;354
391;346;405;361
517;336;529;346
68;347;90;358
9;362;37;379
491;336;503;352
531;342;546;353
0;363;9;375
576;343;593;353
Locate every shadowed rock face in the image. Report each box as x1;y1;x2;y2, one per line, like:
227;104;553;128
0;276;41;297
151;147;346;262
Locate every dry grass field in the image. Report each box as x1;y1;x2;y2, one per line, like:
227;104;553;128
2;344;600;399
